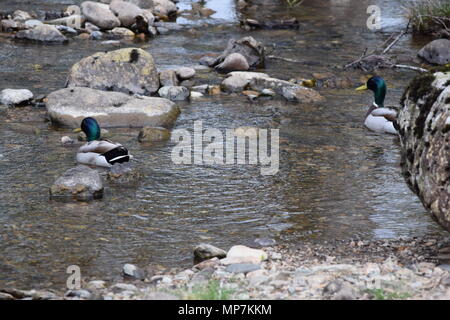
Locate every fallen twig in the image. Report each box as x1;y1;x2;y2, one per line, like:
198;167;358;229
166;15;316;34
392;64;428;73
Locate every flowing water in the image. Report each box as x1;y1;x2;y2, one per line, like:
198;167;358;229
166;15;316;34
0;0;446;289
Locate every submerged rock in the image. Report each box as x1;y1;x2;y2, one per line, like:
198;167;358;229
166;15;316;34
158;86;189;101
107;162;143;183
194;243;227;262
15;24;67;42
418;39;450;65
81;1;121;30
46;87;180;128
0;89;33;106
66;48;160;95
50;165;104;200
397;70;450;232
137;126;170;142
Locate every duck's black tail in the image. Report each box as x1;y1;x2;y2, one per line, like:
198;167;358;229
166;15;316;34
102;146;130;165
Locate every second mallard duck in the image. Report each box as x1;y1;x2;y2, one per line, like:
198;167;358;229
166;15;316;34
356;76;398;135
76;117;132;168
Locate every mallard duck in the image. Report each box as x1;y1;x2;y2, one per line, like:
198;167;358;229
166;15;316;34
76;117;131;168
356;76;398;135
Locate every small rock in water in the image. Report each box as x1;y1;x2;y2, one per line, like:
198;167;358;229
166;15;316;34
85;22;100;33
190;91;203;99
158;86;190;101
0;89;33;106
61;136;75;145
215;53;249;72
159;70;179;87
175;67;196;80
225;263;261;274
50;165;104;200
191;84;209;94
56;25;78;35
81;1;121;30
89;31;103;40
194;243;227;262
122;263;145;280
110;27;135;37
15;24;67;42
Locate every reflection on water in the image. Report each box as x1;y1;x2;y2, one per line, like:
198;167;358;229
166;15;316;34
0;0;446;289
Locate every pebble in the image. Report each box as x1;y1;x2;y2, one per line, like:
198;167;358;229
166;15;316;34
61;136;74;145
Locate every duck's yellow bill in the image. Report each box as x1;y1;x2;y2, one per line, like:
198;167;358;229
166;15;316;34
355;84;368;91
73;128;82;133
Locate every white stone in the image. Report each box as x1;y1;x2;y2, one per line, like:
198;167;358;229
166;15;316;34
0;89;33;105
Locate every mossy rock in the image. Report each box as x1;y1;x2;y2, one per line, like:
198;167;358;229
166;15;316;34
66;48;160;95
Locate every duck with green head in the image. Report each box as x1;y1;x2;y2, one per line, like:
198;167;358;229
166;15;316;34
356;76;398;135
76;117;132;168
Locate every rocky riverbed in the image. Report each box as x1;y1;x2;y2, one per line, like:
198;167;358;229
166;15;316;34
2;236;450;300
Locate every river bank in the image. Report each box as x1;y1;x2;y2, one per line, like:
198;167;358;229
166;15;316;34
1;236;450;300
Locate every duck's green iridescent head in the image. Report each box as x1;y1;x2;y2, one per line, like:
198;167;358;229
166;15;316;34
81;117;101;142
356;76;386;108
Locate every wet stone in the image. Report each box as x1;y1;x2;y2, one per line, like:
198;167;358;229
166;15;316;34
123;263;145;280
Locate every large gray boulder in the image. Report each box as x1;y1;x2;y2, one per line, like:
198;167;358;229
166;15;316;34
110;0;143;27
81;1;121;29
50;165;104;200
15;24;67;42
46;87;180;128
418;39;450;65
66;48;160;95
397;70;450;232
